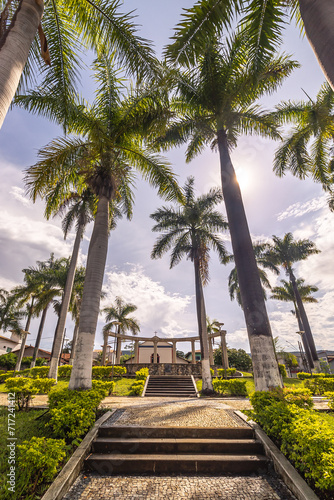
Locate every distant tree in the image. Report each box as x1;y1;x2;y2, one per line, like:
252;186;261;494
213;347;252;372
0;352;17;370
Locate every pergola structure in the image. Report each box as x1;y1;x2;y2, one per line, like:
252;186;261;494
106;329;228;366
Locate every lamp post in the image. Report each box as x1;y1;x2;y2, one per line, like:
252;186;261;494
213;321;228;378
296;331;310;373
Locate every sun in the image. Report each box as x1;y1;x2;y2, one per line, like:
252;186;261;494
235;167;251;192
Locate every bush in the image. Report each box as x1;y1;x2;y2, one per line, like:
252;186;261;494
0;370;14;382
17;437;66;497
217;368;237;378
0;352;17;369
48;387;108;441
210;368;214;377
279;363;287;378
5;377;56;410
58;365;72;379
305;377;334;395
130;380;145;395
212;378;247;396
251;387;313;410
135;368;149;381
91;380;115;395
297;372;312;380
29;366;50;378
325;392;334;410
92;365;126;379
250;391;334;494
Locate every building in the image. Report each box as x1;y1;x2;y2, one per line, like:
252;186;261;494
11;345;51;362
0;331;21;355
184;350;201;362
125;337;189;364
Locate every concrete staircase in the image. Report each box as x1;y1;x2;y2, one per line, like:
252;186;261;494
144;375;197;397
85;425;269;475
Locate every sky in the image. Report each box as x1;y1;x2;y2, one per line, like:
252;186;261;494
0;1;333;357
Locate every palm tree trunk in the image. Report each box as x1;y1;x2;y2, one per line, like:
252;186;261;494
288;269;320;371
69;196;110;390
299;0;334;91
14;297;34;372
69;321;79;365
0;0;44;128
217;129;281;391
48;221;84;380
30;304;49;368
193;255;213;394
293;302;314;370
102;330;108;366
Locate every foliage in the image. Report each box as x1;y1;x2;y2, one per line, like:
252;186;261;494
212;378;247;396
0;353;17;370
325;392;334;411
58;365;73;379
282;352;299;369
5;377;55;410
17;437;66;497
91;380;115;395
135;368;149;381
29;366;50;378
210;368;214;377
129;380;145;395
251;387;314;410
217;368;237;377
22;356;47;366
0;370;14;382
214;347;252;372
48;387;107;441
250;391;334;493
91;365;126;379
305;377;334;395
297;372;312;380
279;363;287;378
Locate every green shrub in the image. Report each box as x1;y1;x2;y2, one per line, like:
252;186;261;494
92;365;126;379
130;380;145;395
48;387;107;441
0;352;17;369
30;366;50;378
297;372;312;380
217;368;237;378
58;365;72;379
210;368;214;377
212;378;247;396
305;377;334;395
312;372;334;379
17;437;66;496
135;368;149;381
0;370;14;382
92;380;115;395
324;392;334;410
251;387;313;410
5;377;56;410
278;363;287;378
250;391;334;494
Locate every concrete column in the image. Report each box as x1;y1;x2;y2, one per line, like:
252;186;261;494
221;331;229;369
172;341;177;363
116;336;122;364
134;340;139;363
208;336;214;365
153;341;158;363
191;340;196;364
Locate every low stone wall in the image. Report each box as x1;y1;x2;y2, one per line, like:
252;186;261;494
124;363;228;377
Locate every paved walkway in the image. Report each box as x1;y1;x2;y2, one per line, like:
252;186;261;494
63;400;297;500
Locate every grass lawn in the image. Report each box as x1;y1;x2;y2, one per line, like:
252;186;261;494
196;376;305;396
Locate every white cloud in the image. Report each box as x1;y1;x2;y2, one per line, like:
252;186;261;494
276;195;327;221
9;186;32;207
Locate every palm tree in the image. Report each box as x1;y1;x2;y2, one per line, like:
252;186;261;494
102;297;140;366
157;34;296;391
151;177;229;394
0;0;157;127
228;244;279;307
25;55;181;390
270;278;318;370
265;233;321;370
273;83;334;206
164;0;334;91
0;289;24;333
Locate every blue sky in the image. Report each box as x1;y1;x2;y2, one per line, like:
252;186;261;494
0;2;333;356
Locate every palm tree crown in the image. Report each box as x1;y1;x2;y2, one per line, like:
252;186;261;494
103;297;140;336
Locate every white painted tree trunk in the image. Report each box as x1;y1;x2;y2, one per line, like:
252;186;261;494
30;304;48;368
0;0;43;128
69;321;79;366
69;196;110;390
14;297;34;372
299;0;334;91
48;222;84;380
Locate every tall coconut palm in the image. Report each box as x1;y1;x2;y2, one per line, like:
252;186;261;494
150;177;229;394
228;243;279;307
102;297;140;366
270;278;318;370
273;82;334;207
0;0;158;127
265;233;321;370
0;289;24;333
157;34;297;391
25;55;181;390
165;0;334;91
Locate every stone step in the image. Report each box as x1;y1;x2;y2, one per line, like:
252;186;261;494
92;437;264;455
98;426;255;439
85;453;269;475
143;393;197;398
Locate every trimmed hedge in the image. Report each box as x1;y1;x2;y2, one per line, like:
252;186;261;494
129;368;149;395
91;365;127;379
305;377;334;395
250;390;334;494
5;377;56;410
217;368;237;378
212;378;247;396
